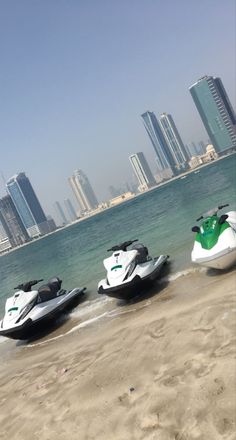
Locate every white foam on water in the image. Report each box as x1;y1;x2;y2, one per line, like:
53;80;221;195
26;308;118;348
70;295;113;319
0;336;7;344
161;266;206;283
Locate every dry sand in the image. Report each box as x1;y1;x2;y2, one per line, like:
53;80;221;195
0;269;235;440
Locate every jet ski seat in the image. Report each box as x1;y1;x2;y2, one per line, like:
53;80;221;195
37;277;62;303
48;277;62;294
132;243;149;264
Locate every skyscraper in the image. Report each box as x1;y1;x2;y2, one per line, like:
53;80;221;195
129;152;156;191
141;111;176;176
6;172;49;238
54;201;68;226
189;76;236;154
64;198;77;222
159;113;188;170
0;195;29;247
68;170;98;213
0;221;12;253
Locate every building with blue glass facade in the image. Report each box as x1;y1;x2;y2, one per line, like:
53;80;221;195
141;111;176;177
0;194;30;247
6;173;48;237
64;198;77;222
189;76;236;154
159;113;189;170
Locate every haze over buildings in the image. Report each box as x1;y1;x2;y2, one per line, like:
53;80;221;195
0;2;235;214
54;201;68;226
64;198;77;222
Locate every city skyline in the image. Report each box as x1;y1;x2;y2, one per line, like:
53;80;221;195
0;1;235;217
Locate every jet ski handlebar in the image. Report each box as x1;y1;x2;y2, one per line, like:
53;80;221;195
14;279;44;292
107;239;138;252
196;204;229;221
218;204;229;210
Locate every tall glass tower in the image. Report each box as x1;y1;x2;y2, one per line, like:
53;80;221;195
189;76;236;154
141;111;176;175
0;195;30;247
64;198;77;222
68;170;98;213
129;152;156;191
54;201;68;225
6;173;48;237
159;113;188;170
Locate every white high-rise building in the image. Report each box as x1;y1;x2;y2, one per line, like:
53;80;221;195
68;170;98;213
129;152;156;192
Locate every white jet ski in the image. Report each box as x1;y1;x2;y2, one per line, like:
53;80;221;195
98;240;169;300
0;277;86;340
191;204;236;270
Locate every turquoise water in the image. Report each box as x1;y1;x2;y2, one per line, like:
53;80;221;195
0;155;235;314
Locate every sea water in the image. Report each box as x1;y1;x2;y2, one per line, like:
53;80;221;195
0;154;235;329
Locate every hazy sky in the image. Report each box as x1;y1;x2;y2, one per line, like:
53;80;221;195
0;0;235;219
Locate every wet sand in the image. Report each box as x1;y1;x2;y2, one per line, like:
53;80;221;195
0;268;235;440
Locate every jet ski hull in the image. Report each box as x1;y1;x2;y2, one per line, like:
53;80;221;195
0;288;86;340
192;247;236;270
98;257;168;300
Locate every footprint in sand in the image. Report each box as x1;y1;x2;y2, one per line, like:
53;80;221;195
174;433;188;440
214;417;235;435
191;326;215;333
140;413;159;431
184;358;215;378
212;341;235;358
148;318;166;340
162;375;179;387
212;377;225;396
118;392;130;407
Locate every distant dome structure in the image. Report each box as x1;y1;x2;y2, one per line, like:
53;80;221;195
206;144;215;152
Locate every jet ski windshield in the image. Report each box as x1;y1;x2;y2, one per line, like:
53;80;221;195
203;207;218;218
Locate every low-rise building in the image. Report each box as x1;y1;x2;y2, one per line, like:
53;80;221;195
189;144;218;168
109;192;134;207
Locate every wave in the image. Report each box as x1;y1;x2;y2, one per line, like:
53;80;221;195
70;295;113;319
26;309;117;347
160;265;206;283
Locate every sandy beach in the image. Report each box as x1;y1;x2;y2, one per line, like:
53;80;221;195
0;268;235;440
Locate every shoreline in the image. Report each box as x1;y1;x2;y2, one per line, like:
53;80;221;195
0;152;235;259
0;268;235;439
